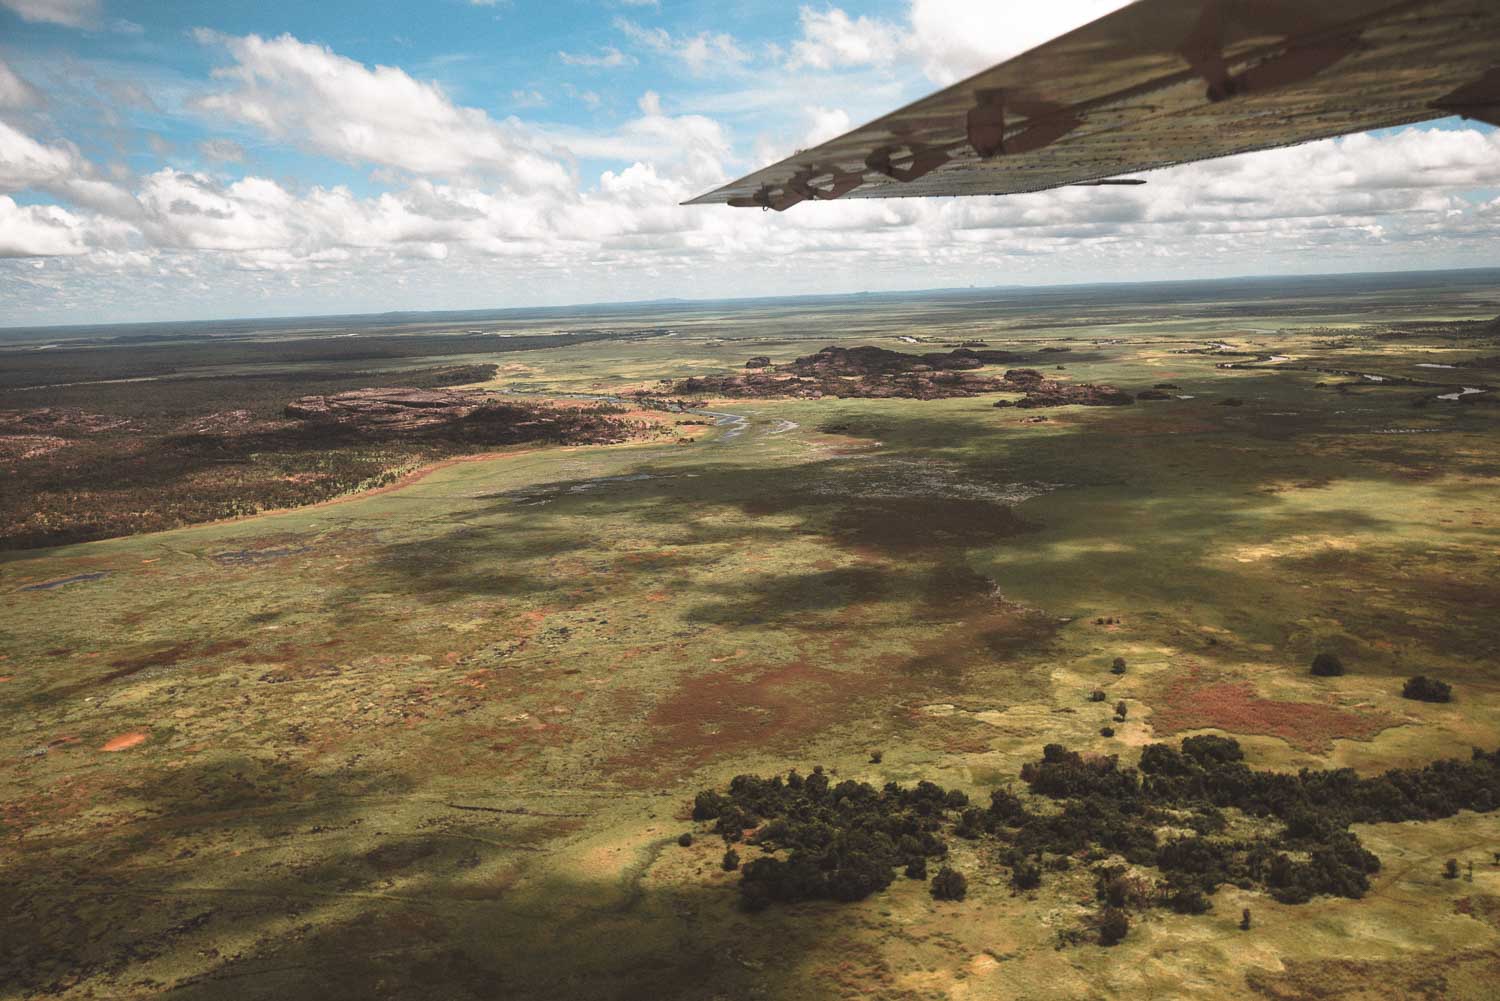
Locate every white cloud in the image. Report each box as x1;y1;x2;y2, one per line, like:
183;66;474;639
909;0;1131;83
801;106;851;148
0;196;91;256
7;19;1500;324
192;31;572;191
0;119;78;191
558;46;634;69
786;8;904;70
0;0;99;28
615;18;751;76
0;119;139;216
0;58;41;107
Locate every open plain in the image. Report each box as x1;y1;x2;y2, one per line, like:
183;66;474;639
3;271;1500;1000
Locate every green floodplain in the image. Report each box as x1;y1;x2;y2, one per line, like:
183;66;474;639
3;271;1500;999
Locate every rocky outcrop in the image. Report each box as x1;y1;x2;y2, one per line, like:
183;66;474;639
640;345;1036;402
784;345;1017;377
285;388;498;430
282;387;648;445
642;345;1141;406
0;408;135;435
998;383;1136;409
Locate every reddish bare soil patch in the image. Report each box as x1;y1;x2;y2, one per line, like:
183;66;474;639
101;731;148;752
611;658;896;783
1149;664;1398;753
1456;895;1500;930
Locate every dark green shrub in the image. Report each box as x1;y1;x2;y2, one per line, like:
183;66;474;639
1310;652;1344;677
1403;676;1452;703
1098;907;1130;945
722;849;740;871
1011;860;1042;890
931;867;967;901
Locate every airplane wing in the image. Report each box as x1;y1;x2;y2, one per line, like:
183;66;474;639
685;0;1500;210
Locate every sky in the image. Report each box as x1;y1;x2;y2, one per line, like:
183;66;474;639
0;0;1497;327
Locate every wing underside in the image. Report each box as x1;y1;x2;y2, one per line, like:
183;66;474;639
686;0;1500;210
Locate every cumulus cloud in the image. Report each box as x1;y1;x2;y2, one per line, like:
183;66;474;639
0;0;99;28
192;31;572;191
801;106;851;148
786;8;904;70
0;119;138;216
909;0;1131;83
7;20;1500;323
0;119;79;191
0;196;92;256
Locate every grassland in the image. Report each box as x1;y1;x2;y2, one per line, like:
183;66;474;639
2;272;1499;999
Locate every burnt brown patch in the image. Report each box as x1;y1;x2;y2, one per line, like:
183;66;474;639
898;602;1059;683
47;638;255;697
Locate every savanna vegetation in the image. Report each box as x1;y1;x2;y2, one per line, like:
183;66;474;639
688;737;1500;940
4;272;1498;999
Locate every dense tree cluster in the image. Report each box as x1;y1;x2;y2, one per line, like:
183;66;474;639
687;741;1500;932
692;767;962;910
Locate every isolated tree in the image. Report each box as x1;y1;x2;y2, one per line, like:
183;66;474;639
1111;657;1127;675
1089;688;1107;703
1444;858;1460;880
1310;652;1345;677
678;832;694;847
1403;676;1452;703
1240;908;1252;931
722;848;740;871
931;866;968;901
1100;726;1115;737
1115;701;1128;720
869;749;884;764
1011;860;1042;891
1098;907;1130;946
